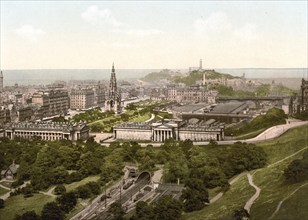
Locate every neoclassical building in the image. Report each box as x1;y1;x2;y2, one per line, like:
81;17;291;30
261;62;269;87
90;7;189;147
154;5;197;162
113;119;224;142
105;64;122;114
5;121;89;141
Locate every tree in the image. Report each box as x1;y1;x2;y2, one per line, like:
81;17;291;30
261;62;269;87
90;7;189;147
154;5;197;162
56;192;77;213
41;202;65;220
181;178;209;212
0;199;4;208
75;185;92;199
54;184;66;195
153;196;183;220
108;202;125;220
233;208;250;220
15;210;40;220
284;157;308;183
134;201;154;219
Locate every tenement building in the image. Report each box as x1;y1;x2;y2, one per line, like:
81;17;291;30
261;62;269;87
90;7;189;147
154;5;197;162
4;121;89;141
113;119;224;142
167;85;217;104
32;90;69;116
70;88;95;110
105;64;122;113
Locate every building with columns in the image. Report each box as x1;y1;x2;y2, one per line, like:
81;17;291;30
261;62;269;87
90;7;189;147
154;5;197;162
113;119;224;142
4;121;89;141
105;64;121;114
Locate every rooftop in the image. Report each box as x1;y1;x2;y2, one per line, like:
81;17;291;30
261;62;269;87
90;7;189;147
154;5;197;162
211;102;248;114
7;121;88;132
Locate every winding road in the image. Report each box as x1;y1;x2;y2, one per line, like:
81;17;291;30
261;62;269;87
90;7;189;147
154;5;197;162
244;174;261;213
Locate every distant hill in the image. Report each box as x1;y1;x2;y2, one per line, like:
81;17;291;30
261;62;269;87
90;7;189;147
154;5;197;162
141;69;237;84
173;69;238;85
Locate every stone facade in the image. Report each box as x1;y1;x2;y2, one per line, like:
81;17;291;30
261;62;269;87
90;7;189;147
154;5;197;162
113;119;224;142
0;71;3;92
16;105;33;122
5;121;89;141
95;83;106;107
301;78;308;111
70;88;95;110
167;85;217;104
289;78;308;114
0;106;10;126
105;64;122;114
32;90;69;116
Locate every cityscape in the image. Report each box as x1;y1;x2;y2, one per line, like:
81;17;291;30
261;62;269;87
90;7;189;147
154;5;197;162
0;1;308;220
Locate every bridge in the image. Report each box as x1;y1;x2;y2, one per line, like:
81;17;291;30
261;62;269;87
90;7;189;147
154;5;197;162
217;96;290;108
182;113;252;123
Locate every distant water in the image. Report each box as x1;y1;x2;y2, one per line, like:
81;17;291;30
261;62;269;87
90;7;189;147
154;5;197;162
1;68;307;86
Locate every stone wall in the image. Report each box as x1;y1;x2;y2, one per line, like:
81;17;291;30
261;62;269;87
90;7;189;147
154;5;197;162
115;129;152;141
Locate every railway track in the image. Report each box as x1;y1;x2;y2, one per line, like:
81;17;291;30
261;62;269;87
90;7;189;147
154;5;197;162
86;176;150;220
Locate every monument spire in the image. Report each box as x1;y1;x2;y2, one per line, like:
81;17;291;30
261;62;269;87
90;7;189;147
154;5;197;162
105;63;121;114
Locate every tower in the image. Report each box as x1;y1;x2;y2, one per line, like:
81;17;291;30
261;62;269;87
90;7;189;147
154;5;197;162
199;59;203;70
105;64;121;113
0;71;3;92
301;78;308;111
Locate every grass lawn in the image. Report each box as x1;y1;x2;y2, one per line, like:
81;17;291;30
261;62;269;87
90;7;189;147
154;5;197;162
64;175;100;192
249;125;308;220
0;187;9;196
0;181;12;188
0;194;55;220
235;128;267;140
274;183;308;220
130;113;151;122
184;124;308;220
65;198;91;219
183;175;255;220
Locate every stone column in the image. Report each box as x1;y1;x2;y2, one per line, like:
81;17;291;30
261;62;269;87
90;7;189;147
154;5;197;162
155;130;157;142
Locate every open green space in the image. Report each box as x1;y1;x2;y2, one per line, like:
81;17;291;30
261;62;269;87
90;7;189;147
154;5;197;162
225;107;287;137
273;183;308;220
66;198;91;219
234;128;266;140
0;194;55;220
0;181;12;189
183;175;255;220
183;124;308;220
64;175;100;192
87;99;170;132
0;187;9;196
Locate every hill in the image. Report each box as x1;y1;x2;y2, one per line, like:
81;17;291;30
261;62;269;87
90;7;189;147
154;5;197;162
141;69;236;84
183;124;308;220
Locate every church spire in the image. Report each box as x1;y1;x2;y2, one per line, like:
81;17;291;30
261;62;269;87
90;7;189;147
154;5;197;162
112;63;115;73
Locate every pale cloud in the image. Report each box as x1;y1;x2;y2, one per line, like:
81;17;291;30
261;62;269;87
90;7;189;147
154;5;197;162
15;25;44;41
100;41;133;48
233;24;258;40
81;6;122;27
193;12;258;41
193;11;232;34
112;28;163;37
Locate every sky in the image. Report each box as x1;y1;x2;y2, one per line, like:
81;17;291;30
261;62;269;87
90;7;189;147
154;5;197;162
0;1;307;69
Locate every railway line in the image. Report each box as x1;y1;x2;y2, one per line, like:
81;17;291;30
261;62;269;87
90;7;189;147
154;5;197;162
87;175;150;220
